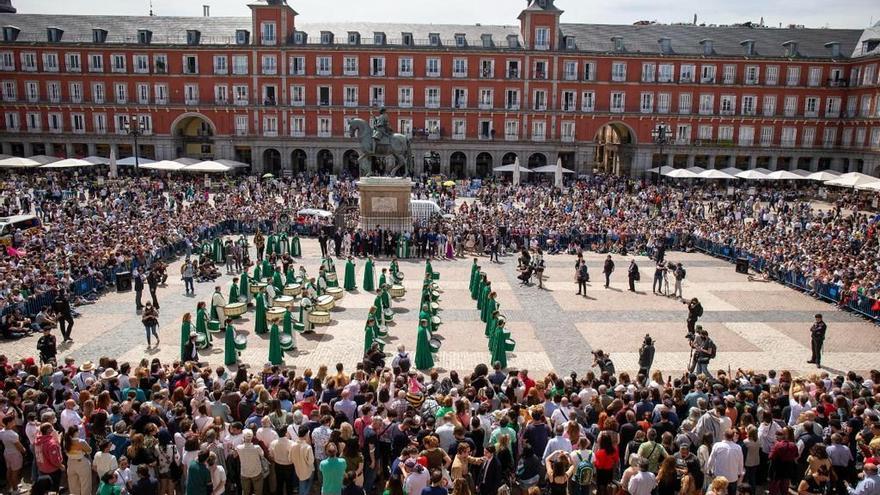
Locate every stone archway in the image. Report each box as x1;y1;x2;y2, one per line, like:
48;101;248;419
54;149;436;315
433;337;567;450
263;148;281;176
343;149;360;178
501;152;518;166
594;122;636;175
291;149;307;173
450;152;467;179
527;153;547;168
171;112;217;159
475;152;493;177
317;149;334;174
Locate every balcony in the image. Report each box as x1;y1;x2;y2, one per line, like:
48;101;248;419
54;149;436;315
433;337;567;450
699;109;714;116
533;71;546;80
318;130;331;138
478;133;493;141
27;127;41;133
185;98;199;105
781;140;796;148
505;133;518;141
744;78;758;85
399;70;413;77
563;72;577;81
563;104;576;112
453;101;467;109
534;104;547;111
292;100;305;107
426;101;440;109
215;98;228;105
535;44;550;51
156;97;168;105
453;71;467;78
562;135;575;143
344;100;358;108
399;100;412;108
506;103;520;111
235;128;248;137
581;105;594;113
720;109;735;116
804;111;818;118
826;111;840;118
427;131;441;140
318;100;330;107
371;70;385;77
317;69;331;76
507;69;519;79
264;130;278;137
478;102;492;110
827;78;848;87
680;76;694;83
291;130;305;138
234;98;248;106
452;133;466;141
532;134;546;142
426;71;440;78
480;68;494;79
610;106;624;114
344;69;358;76
371;99;385;107
700;77;715;84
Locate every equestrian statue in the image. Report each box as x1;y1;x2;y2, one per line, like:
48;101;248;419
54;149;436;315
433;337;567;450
348;108;413;177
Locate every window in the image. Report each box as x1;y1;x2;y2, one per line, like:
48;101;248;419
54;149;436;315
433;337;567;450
4;112;19;131
65;53;81;72
398;118;412;138
862;65;876;86
612;62;627;82
89;53;104;72
640;92;654;113
505;120;518;141
786;66;801;86
46;82;61;103
426;58;440;77
700;65;716;83
317;117;331;137
398;87;412;108
533;60;547;79
532;120;546;141
0;52;13;71
184;84;199;105
802;127;815;147
581;91;595;112
722;65;736;84
317;57;331;76
234;115;248;136
261;22;276;45
760;126;774;146
829;68;845;86
533;89;546;111
137;114;152;135
507;60;520;79
21;52;36;71
846;95;858;116
263;115;278;136
825;97;841;118
454;88;468;109
855;128;866;146
344;56;358;76
48;113;62;133
426;118;441;138
398;57;413;77
479;89;493;109
290;116;305;137
718;126;733;142
154;84;168;104
506;89;520;110
641;63;655;82
429;33;440;46
374;32;387;45
370;86;384;107
26;112;40;132
233;55;248;75
678;93;692;114
808;67;822;87
214;55;228;74
318;86;331;106
679;64;694;83
561;90;576;111
738;126;754;146
426;87;440;108
744;65;759;85
783;96;797;117
111;54;126;73
25;81;38;102
720;95;735;115
115;83;127;104
860;95;871;117
370;57;385;76
43;53;59;72
452;119;466;139
93;113;106;134
765;66;779;85
781;127;797;147
742;95;756;116
658;64;674;83
262;55;277;75
215;85;228;104
69;82;82;103
153;54;167;74
583;62;596;81
762;95;776;116
233;85;248;105
657;93;670;113
71;113;85;134
478;119;492;139
535;28;550;50
480;59;494;79
135;83;148;104
699;94;714;115
841;128;853;147
563;61;577;81
610;92;625;112
344;86;358;107
453;58;467;78
804;97;819;117
183;55;198;74
822;127;837;148
290;56;305;75
134;54;149;73
561;121;576;142
676;124;691;144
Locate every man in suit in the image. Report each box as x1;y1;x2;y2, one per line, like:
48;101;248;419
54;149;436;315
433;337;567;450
334;229;343;258
628;260;639;292
147;269;160;309
808;313;826;368
134;269;145;310
575;257;588;296
603;255;615;288
318;231;328;258
51;291;74;343
478;445;503;495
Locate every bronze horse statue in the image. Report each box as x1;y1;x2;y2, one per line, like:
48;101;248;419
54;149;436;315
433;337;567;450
348;118;413;177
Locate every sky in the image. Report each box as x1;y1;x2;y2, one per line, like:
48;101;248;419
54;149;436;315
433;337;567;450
14;0;879;29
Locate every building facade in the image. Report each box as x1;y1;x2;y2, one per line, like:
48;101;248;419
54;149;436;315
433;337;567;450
1;0;879;177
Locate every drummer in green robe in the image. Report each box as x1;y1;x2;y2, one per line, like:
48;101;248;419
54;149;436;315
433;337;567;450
425;258;437;281
213;238;224;263
268;323;283;365
485;308;500;340
469;259;480;299
266;234;277;256
180;312;193;362
344;257;357;291
253;265;262;283
373;293;386;326
415;319;435;370
472;272;486;300
195;302;210;346
481;292;497;324
363;256;376;292
419;303;435;334
282;308;297;350
239;272;251;304
380;284;391;312
490;318;510;369
378;269;388;293
478;281;492;312
254;293;268;335
272;271;284;293
390;257;403;284
261;259;273;281
291;233;302;257
229;278;240;305
364;316;382;355
224;319;237;366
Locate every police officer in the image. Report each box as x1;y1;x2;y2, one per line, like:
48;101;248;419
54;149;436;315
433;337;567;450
808;313;827;368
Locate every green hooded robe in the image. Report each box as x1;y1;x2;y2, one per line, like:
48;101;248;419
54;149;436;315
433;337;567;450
344;260;357;291
180;320;192;362
363;259;375;292
268;323;282;365
224;323;237;366
254;294;268;335
291;235;302;257
415;320;435;370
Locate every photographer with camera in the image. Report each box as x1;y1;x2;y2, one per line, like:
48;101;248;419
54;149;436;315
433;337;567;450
689;327;716;377
591;350;615;376
638;335;655;385
685;297;703;334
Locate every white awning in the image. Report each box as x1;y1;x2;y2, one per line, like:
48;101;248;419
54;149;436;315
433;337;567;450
685;166;707;174
530;165;576;174
765;170;810;180
806;171;842;181
0;155;59;168
697;169;737;179
140;160;188;171
824;173;880;188
662;169;699;178
735;170;770;180
648;166;674;175
41;158;97;169
115;156;156;166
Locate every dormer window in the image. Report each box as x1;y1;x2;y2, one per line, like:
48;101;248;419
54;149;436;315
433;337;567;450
740;39;755;56
186;30;201;46
658;37;672;54
564;36;576;50
699;39;714;56
782;40;799;57
373;32;386;45
138;29;153;45
293;32;307;44
455;33;466;47
402;33;413;46
863;39;880;55
611;36;625;52
47;27;63;43
2;26;19;42
481;34;493;48
320;31;333;45
429;33;440;46
348;32;360;45
506;34;519;49
235;29;249;45
92;28;108;44
824;41;840;58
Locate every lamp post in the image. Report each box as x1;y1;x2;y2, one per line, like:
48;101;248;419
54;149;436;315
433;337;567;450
125;115;142;177
650;123;673;185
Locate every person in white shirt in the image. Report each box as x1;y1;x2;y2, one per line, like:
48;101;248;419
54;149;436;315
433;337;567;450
434;413;457;451
788;391;812;426
290;425;315;495
93;440;119;479
256;416;279;448
208;451;227;495
696;402;732;443
628;460;658;495
550;398;574;428
707;430;745;495
270;427;296;495
236;429;265;495
60;400;83;433
543;425;573;462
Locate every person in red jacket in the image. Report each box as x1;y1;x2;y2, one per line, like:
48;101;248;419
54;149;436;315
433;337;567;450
34;423;64;492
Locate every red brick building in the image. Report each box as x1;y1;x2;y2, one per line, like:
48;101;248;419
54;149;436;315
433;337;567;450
1;0;879;177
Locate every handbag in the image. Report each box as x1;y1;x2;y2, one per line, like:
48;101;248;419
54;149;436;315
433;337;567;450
260;453;270;479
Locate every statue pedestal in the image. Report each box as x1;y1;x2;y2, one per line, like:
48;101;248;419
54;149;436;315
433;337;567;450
357;177;413;232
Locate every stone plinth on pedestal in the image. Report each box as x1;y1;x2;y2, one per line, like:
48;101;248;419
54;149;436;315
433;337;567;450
357;177;413;232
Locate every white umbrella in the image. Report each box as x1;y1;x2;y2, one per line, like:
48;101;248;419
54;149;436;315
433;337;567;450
173;157;202;166
83;156;110;165
116;156;155;166
736;170;770;180
648;166;674;175
41;158;96;169
765;170;810;180
141;160;188;172
855;181;880;192
214;159;250;168
806;171;842;181
531;164;576;174
182;161;236;173
790;169;812;177
752;168;773;175
513;157;521;186
697;169;737;179
685;166;707;175
716;167;743;176
0;155;59;168
824;173;880;188
662;168;699;179
109;149;117;178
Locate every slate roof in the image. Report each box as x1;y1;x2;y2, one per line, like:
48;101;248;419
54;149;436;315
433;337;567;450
0;12;872;59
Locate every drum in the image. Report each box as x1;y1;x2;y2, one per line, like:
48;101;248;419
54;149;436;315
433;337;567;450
429;338;442;353
504;339;517;352
293;321;305;332
383;308;394;321
316;295;335;311
283;284;302;297
390;285;406;298
393;272;405;282
250;282;268;294
266;307;286;323
208;320;221;332
431;290;441;300
224;302;247;318
308;310;331;325
431;315;442;327
327;287;344;301
374;337;387;350
327;272;338;283
234;334;247;350
279;334;295;350
430;302;440;312
272;295;295;308
376;326;388;338
195;333;209;349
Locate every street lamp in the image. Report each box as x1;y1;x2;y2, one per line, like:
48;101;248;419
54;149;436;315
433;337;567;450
124;115;142;177
650;123;673;185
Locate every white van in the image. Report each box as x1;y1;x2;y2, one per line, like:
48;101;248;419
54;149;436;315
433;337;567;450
411;200;441;226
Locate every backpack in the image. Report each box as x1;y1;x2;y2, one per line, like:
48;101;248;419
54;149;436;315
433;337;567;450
397;355;411;373
706;340;717;359
573;451;595;486
676;267;686;280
